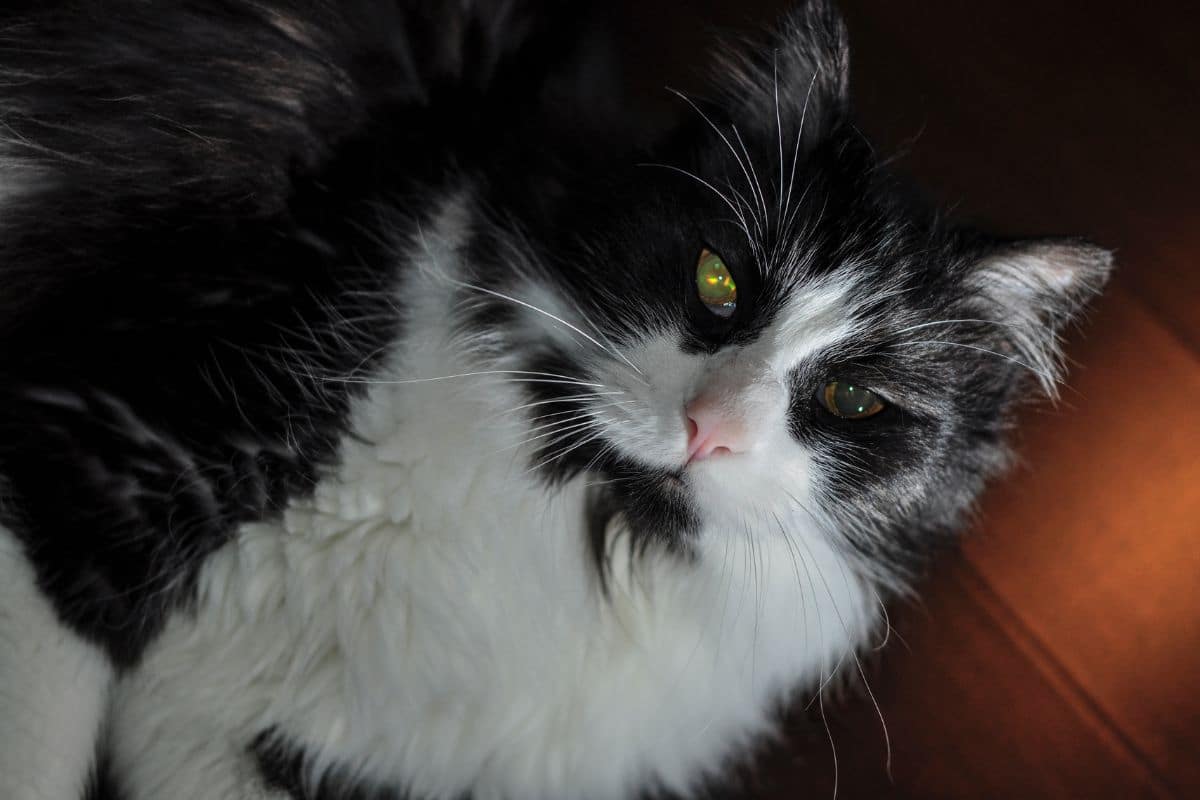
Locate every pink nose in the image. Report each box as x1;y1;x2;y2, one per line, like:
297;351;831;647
685;397;748;463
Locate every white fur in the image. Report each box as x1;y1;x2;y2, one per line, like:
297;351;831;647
111;202;877;800
0;524;113;800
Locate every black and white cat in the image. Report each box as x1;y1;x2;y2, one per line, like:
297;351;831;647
0;2;1110;798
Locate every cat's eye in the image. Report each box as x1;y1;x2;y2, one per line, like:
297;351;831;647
695;248;737;318
819;381;886;420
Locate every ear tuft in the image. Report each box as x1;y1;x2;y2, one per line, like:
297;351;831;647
970;239;1113;396
710;0;850;144
776;0;851;101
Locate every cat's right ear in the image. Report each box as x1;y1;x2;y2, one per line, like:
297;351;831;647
711;0;851;149
966;238;1114;396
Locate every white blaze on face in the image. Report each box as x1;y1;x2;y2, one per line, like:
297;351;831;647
586;272;858;527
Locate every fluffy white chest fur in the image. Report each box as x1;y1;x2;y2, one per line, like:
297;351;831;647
109;213;877;800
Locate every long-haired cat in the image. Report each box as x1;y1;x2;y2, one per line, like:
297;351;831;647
0;1;1110;798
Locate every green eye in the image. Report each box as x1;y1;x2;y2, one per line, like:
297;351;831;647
695;248;737;317
820;381;886;420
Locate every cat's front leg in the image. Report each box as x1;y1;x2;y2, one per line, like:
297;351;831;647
0;524;113;800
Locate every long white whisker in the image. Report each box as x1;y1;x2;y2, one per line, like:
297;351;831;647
731;122;769;231
827;542;893;780
501;378;608;388
447;277;629;368
891;318;1023;336
784;71;820;222
527;429;607;474
519;411;603;438
528;399;634;424
902;339;1053;385
778;494;893;783
637;163;752;239
563;297;647;381
774;52;785;232
666;87;766;231
819;689;839;800
507;392;625;413
317;369;602;387
768;511;805;623
493;418;602;455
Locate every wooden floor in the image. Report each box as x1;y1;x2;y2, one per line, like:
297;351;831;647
615;2;1200;797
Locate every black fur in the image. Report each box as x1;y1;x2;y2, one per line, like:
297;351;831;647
83;749;123;800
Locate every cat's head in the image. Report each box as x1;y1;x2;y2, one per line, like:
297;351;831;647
467;0;1110;587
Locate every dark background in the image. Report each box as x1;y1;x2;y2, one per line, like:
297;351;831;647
610;1;1200;797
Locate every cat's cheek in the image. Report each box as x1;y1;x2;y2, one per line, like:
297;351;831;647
587;335;709;462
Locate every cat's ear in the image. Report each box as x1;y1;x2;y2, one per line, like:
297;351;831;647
713;0;851;144
968;238;1113;396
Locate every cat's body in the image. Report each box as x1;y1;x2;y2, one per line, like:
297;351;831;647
105;200;872;799
0;2;1109;799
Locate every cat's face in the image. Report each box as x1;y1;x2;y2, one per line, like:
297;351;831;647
469;0;1110;586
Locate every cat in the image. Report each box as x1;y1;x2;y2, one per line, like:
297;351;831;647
0;1;1111;798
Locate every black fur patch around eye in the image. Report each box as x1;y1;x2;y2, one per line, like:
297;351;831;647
789;366;934;484
781;326;1033;579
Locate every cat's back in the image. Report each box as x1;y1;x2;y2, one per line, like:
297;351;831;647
0;1;401;667
0;5;612;797
0;0;591;668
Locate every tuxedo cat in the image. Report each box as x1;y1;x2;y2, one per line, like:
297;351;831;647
0;1;1110;798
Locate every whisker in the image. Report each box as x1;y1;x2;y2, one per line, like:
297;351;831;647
500;378;608;389
317;369;602;387
637;163;752;240
731;122;769;230
827;541;893;780
520;413;601;438
528;399;635;424
666;87;765;226
527;429;607;474
901;339;1054;386
563;297;648;382
779;493;893;781
492;418;602;455
771;511;810;649
773;52;785;232
819;689;839;800
890;318;1023;336
446;277;633;371
506;392;625;413
783;71;820;225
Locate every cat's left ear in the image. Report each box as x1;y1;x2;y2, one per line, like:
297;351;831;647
967;238;1113;395
714;0;851;146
